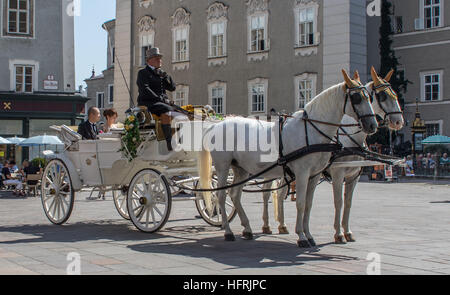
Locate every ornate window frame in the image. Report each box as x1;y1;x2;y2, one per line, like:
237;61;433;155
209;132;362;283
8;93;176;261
246;0;270;62
137;15;156;67
294;0;320;56
248;77;268;115
171;8;191;71
294;72;317;110
208;81;227;115
207;2;228;67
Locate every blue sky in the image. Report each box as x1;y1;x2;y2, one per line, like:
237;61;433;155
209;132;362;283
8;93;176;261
74;0;116;90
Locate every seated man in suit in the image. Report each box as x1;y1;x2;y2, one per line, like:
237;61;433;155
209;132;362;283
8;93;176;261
78;107;101;140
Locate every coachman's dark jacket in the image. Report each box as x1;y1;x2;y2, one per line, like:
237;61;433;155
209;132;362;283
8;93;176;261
137;65;176;108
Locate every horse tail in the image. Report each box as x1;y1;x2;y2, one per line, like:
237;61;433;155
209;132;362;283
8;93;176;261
198;148;214;215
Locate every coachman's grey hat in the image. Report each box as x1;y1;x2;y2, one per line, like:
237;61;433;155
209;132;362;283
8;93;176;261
146;47;163;59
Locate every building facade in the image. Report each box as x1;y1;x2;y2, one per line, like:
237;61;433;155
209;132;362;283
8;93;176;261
0;0;87;162
389;0;450;142
114;0;371;120
85;19;116;121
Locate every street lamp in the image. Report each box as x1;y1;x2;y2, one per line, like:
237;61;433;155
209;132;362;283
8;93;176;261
411;99;426;171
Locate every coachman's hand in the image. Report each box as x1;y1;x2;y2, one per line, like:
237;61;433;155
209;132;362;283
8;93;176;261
156;68;168;78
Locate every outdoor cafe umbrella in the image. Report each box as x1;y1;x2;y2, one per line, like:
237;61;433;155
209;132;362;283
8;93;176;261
421;135;450;145
18;135;64;157
0;137;11;144
6;136;25;145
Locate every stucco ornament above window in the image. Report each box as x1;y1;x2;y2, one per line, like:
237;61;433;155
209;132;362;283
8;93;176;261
246;0;269;15
172;8;191;27
207;2;229;21
295;0;317;6
139;0;153;9
138;15;156;33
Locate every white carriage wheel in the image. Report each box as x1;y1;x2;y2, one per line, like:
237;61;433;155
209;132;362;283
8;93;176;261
194;179;237;227
113;188;144;220
41;159;75;225
127;169;172;233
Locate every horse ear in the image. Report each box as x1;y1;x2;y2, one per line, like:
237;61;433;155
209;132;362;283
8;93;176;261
371;66;382;86
385;69;395;82
353;70;361;82
342;69;354;88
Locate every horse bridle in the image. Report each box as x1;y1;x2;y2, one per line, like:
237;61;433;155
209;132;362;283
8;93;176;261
371;82;403;121
343;84;377;121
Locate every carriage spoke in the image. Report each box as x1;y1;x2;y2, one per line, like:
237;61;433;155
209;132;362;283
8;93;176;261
150;207;156;226
133;205;144;212
138;207;147;222
60;199;66;219
145;207;150;228
61;195;69;207
153;206;163;218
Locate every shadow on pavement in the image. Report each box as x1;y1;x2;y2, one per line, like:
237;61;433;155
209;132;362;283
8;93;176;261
0;222;357;268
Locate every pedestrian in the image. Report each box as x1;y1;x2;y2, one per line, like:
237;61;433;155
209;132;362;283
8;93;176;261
440;153;449;166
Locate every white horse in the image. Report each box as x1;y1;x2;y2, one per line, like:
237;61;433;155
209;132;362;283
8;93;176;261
199;70;378;247
329;67;404;244
262;67;404;243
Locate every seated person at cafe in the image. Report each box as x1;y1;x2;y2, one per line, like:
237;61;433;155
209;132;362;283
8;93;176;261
78;107;101;140
21;160;40;186
2;161;24;196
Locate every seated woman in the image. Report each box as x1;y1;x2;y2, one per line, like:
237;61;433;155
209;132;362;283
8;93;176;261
102;108;119;133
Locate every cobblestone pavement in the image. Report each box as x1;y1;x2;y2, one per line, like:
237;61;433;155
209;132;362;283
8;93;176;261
0;180;449;275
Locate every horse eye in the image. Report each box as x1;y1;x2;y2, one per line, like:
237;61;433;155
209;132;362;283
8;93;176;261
379;92;389;102
351;93;362;105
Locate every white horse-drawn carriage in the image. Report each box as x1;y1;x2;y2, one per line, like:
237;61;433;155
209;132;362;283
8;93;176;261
40;68;405;248
41;108;236;233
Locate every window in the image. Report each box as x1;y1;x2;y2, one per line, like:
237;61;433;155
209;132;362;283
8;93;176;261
394;16;403;33
137;15;156;66
299;8;314;46
174;86;189;107
172;8;191;64
174;27;188;62
424;0;441;29
422;72;442;101
210;22;225;57
112;47;115;64
294;1;319;49
7;0;31;35
15;65;33;93
251;84;265;113
250;15;266;52
207;2;228;60
140;34;154;66
298;80;313;109
97;92;104;109
295;73;317;110
248;78;268;114
426;123;441;137
108;85;114;104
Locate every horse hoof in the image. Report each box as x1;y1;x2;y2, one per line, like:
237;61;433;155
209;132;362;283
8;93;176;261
308;239;316;247
345;233;356;242
224;234;236;242
297;240;311;248
278;226;289;235
334;236;347;244
242;232;254;240
262;227;272;235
